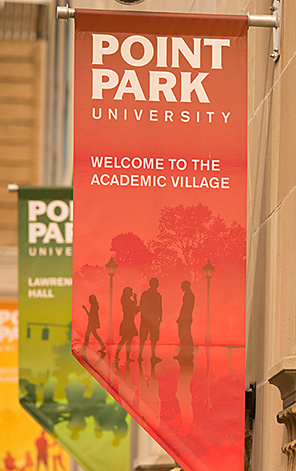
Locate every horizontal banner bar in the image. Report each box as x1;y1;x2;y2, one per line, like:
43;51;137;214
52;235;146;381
248;14;279;28
56;6;279;29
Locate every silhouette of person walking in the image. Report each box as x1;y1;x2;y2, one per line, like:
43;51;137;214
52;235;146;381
139;278;162;363
115;287;140;362
174;280;195;361
81;295;106;353
35;431;49;471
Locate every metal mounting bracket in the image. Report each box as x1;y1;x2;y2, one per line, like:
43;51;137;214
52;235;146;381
271;0;281;61
56;4;75;20
7;183;19;192
245;382;256;422
248;0;281;61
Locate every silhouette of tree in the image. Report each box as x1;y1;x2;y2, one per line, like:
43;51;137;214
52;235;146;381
108;206;245;284
151;205;246;282
111;232;153;270
73;264;108;300
223;221;246;261
149;242;186;278
74;264;106;284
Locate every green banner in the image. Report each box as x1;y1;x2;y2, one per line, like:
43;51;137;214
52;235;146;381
18;187;130;471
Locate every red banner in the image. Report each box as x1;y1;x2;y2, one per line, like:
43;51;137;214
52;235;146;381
73;10;247;471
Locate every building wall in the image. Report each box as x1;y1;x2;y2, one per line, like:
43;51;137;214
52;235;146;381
0;1;65;299
246;1;296;470
215;0;296;470
0;40;44;247
0;38;45;299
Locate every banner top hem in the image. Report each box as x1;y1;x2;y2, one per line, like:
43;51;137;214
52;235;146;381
75;10;248;38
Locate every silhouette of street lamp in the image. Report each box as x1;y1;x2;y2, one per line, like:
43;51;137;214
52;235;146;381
203;259;215;410
105;256;118;345
203;259;215;346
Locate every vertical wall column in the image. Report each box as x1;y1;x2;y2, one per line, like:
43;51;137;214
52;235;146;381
269;357;296;470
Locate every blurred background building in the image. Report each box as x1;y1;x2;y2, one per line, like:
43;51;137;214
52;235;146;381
0;1;295;470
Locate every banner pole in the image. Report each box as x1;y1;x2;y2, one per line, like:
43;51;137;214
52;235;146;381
8;184;19;193
57;5;75;19
248;14;279;28
56;5;279;29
